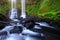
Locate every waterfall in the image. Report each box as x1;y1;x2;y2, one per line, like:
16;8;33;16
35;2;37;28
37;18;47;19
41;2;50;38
9;0;18;21
20;0;26;18
0;0;56;40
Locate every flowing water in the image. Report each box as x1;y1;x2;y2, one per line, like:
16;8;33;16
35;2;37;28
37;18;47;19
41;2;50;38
20;0;26;18
9;0;18;21
0;0;55;40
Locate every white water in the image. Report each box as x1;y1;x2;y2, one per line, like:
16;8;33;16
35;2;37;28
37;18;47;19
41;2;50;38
20;0;26;18
4;0;40;40
6;34;24;40
0;0;55;40
9;0;18;21
35;22;55;29
9;0;26;21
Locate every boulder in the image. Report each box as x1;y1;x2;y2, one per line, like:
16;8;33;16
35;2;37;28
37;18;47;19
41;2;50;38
41;26;60;40
10;26;23;34
21;18;35;29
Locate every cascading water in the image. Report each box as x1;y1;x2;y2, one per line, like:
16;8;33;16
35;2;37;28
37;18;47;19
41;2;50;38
0;0;56;40
0;0;22;40
20;0;26;18
9;0;18;21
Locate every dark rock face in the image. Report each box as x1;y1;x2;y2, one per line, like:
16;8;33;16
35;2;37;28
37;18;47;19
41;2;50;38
41;26;60;40
0;14;8;21
43;19;60;29
37;18;60;29
21;18;35;29
0;14;8;30
0;22;6;30
10;26;23;34
41;27;60;35
56;13;60;17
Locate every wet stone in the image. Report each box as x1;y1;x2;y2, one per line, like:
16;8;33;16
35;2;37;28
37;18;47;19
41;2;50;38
21;18;35;29
0;31;7;36
10;26;23;34
0;14;9;30
56;13;60;17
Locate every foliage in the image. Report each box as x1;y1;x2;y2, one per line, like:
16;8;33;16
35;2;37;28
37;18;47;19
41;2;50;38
0;0;10;14
0;0;60;20
26;0;60;20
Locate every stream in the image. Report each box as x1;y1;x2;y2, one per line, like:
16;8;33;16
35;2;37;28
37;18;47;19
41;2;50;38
0;0;59;40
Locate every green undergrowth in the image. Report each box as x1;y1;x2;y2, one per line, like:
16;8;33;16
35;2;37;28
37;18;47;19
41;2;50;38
0;0;60;20
26;0;60;20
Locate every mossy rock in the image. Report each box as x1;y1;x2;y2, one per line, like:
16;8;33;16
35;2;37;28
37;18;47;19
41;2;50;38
56;13;60;17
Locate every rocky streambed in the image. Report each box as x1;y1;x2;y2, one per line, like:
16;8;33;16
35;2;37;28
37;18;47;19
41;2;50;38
0;14;60;40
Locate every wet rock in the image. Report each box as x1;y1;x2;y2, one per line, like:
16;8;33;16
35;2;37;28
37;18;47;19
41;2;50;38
41;26;60;40
56;13;60;17
41;27;60;35
0;22;6;30
0;31;7;36
21;18;35;29
0;14;8;30
43;20;60;30
38;18;60;30
49;21;60;28
0;14;8;21
10;26;23;34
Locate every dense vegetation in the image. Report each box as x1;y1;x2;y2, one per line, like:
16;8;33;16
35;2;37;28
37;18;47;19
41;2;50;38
26;0;60;20
0;0;10;14
0;0;60;20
